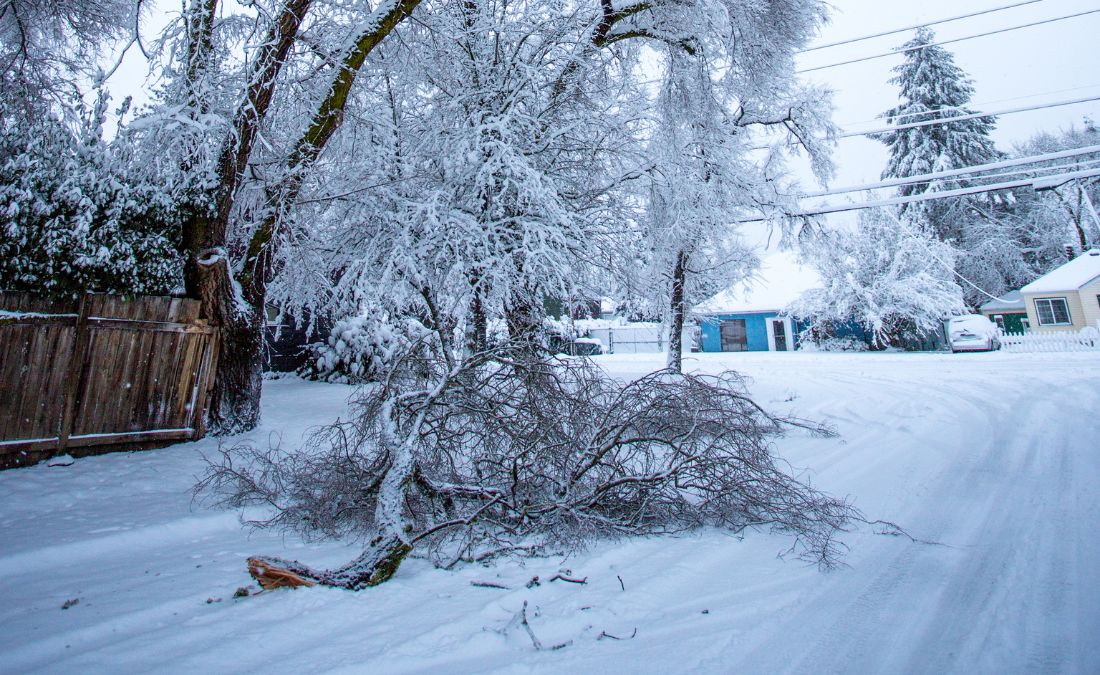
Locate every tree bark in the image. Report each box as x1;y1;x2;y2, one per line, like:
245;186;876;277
666;249;687;373
248;536;412;590
195;252;265;433
179;0;315;432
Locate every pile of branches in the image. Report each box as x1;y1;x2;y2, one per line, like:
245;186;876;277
200;351;857;589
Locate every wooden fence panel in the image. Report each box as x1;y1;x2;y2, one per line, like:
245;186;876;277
0;292;219;467
0;318;75;447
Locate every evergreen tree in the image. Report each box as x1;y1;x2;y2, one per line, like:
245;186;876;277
874;27;1001;243
0;95;182;299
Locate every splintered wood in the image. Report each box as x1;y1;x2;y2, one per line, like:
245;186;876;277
247;558;316;590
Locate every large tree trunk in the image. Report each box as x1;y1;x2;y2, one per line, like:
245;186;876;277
178;0;421;433
180;0;314;432
666;249;688;373
196;253;265;434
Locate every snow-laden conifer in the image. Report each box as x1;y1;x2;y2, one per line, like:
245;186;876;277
874;27;1001;243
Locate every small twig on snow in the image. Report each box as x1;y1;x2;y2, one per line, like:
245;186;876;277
864;518;948;547
549;573;587;584
520;601;572;651
597;628;638;641
470;580;510;589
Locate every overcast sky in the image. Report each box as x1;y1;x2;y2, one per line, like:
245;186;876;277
796;0;1100;188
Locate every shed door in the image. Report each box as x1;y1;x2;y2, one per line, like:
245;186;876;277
720;320;748;352
772;319;788;351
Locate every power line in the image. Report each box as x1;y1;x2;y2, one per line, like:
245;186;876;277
747;95;1100;151
807;159;1100;198
799;0;1051;53
802;144;1100;198
794;167;1100;217
837;94;1100;140
837;82;1100;128
798;8;1100;74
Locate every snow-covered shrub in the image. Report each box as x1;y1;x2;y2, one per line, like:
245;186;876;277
541;316;602;355
0;96;182;298
804;335;869;352
300;315;407;384
791;209;966;349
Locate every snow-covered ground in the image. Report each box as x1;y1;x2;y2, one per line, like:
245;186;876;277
2;351;1098;673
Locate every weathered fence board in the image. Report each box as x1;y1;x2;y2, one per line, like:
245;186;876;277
0;292;220;468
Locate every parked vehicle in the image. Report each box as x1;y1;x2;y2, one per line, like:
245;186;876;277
948;315;1001;353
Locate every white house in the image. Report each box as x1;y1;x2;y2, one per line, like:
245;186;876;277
1019;249;1100;332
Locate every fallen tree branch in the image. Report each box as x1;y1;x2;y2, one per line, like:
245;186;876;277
520;601;572;651
548;573;587;584
597;628;638;641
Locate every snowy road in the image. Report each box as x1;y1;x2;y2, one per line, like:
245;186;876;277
1;352;1098;673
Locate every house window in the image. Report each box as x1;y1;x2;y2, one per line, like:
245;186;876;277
1034;297;1071;326
993;315;1005;331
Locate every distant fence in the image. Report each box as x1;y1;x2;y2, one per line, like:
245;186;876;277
0;292;220;468
581;324;697;355
999;327;1100;353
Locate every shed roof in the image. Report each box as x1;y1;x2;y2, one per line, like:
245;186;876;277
695;251;820;314
979;289;1025;313
1020;249;1100;294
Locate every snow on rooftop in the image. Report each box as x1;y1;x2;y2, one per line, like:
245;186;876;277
979;289;1025;312
1020;249;1100;294
695;251;820;314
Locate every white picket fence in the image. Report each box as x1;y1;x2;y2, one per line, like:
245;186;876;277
999;326;1100;353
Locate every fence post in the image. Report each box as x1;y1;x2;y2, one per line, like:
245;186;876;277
56;293;92;453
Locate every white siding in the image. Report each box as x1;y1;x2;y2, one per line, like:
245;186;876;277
1081;277;1100;329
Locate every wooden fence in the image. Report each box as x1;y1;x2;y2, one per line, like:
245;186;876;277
0;292;219;468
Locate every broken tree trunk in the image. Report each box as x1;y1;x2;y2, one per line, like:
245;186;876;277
248;535;413;591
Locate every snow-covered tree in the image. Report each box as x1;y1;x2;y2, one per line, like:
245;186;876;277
1011;120;1100;254
0;0;140;114
632;0;834;371
0;94;182;297
195;0;867;589
873;27;1001;243
133;0;427;433
791;208;966;348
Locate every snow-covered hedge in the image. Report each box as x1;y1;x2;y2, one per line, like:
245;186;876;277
301;316;408;384
801;335;870;352
0;96;182;298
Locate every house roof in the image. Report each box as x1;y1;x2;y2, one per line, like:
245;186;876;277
695;251;821;314
1020;249;1100;294
979;289;1026;313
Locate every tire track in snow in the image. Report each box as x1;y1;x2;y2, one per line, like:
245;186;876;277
718;367;1100;674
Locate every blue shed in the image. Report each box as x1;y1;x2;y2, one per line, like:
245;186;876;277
695;252;820;353
699;311;795;352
